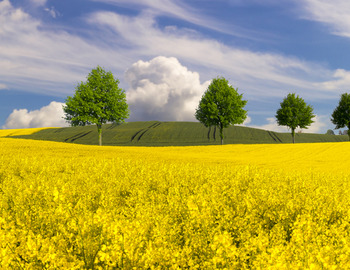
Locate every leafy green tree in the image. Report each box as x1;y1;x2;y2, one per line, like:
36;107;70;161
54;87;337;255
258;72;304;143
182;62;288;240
331;93;350;141
63;66;129;146
195;76;247;145
326;129;335;135
276;93;315;143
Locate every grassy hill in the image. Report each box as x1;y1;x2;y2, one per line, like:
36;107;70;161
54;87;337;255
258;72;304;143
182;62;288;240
6;121;349;146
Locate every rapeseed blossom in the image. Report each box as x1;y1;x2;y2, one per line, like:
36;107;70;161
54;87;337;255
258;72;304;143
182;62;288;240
1;137;350;269
0;127;51;137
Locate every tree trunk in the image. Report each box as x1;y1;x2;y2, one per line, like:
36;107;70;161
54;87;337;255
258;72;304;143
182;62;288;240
219;123;224;145
292;128;295;144
97;124;102;146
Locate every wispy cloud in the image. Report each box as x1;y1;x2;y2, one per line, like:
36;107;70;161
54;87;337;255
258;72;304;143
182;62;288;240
90;0;267;39
44;6;59;18
249;114;328;134
0;0;131;96
30;0;47;7
91;0;199;22
1;0;347;101
89;10;341;100
1;0;349;130
314;69;350;91
299;0;350;37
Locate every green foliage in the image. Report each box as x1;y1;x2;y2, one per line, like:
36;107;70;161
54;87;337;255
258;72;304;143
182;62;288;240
331;93;350;141
276;93;315;143
195;77;247;144
326;129;335;135
63;66;129;145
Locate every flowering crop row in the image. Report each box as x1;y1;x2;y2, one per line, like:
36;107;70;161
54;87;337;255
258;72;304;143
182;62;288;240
1;138;350;269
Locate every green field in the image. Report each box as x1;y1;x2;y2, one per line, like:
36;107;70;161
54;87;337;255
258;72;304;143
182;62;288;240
7;121;348;146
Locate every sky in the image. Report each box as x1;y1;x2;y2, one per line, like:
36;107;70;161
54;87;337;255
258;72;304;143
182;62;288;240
2;0;350;133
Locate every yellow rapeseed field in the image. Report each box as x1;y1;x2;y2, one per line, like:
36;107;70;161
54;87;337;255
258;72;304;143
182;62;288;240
1;137;350;269
0;127;52;137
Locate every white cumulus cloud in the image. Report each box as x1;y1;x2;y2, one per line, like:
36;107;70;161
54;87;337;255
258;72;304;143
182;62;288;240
2;101;68;129
305;115;328;133
125;56;209;121
250;117;289;133
239;115;252;126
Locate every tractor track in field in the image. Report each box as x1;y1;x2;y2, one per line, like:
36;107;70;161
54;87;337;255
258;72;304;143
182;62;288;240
268;131;282;143
64;131;93;142
130;122;162;142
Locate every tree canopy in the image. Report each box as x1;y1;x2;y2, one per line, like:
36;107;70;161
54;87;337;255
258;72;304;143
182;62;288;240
331;93;350;141
326;129;335;135
63;66;129;146
276;93;315;143
195;76;247;145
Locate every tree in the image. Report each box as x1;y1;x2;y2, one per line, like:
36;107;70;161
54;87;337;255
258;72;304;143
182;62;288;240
195;76;247;145
275;93;315;143
63;66;129;146
326;129;335;135
331;93;350;141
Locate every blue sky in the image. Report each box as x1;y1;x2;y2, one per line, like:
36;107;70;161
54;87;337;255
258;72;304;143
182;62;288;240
1;0;350;133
